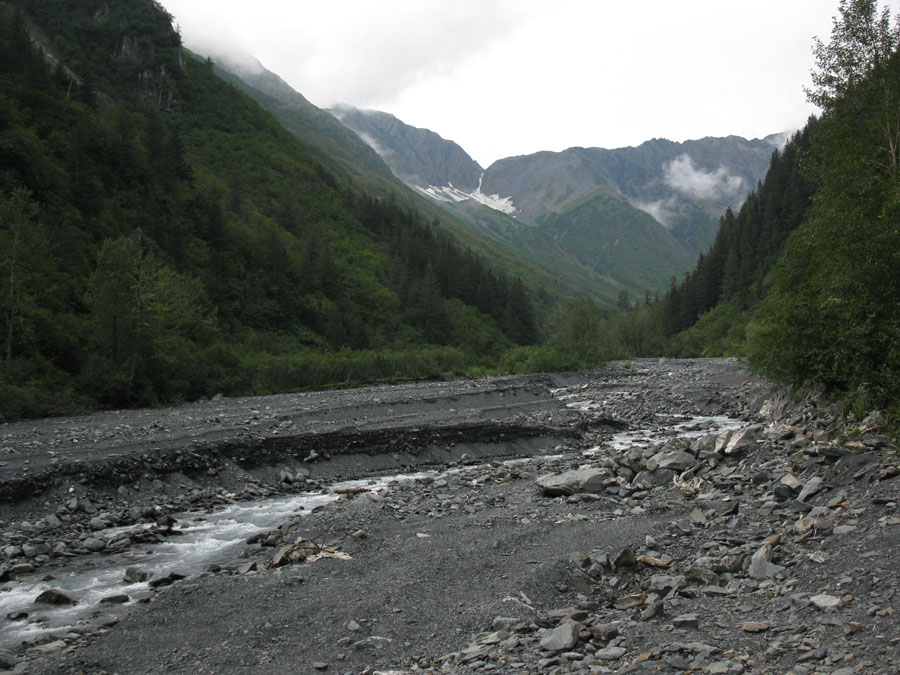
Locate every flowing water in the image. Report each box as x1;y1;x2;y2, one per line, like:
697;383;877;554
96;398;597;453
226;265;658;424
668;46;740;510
0;400;747;654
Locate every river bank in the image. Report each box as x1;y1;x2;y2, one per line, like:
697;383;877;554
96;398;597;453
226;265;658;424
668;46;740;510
1;359;898;673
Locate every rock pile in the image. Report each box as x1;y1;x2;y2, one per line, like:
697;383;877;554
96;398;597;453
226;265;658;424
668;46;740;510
3;359;898;674
422;365;900;673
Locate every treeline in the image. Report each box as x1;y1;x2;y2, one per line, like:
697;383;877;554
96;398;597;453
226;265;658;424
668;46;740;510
746;0;900;417
660;124;817;337
592;126;818;359
598;0;899;424
0;0;538;420
354;195;537;346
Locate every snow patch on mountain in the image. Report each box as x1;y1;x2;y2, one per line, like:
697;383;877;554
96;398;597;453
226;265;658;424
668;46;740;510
416;173;517;215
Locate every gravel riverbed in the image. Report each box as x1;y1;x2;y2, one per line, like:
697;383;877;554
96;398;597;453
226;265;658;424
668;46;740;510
1;358;898;674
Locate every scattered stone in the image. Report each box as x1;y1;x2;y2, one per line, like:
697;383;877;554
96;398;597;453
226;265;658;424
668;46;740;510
34;588;77;605
613;547;637;569
124;568;149;584
0;650;17;670
810;594;841;611
535;468;609;496
797;476;825;503
99;594;130;604
83;537;106;552
148;572;187;589
539;621;581;652
673;613;699;629
741;621;770;633
593;646;627;661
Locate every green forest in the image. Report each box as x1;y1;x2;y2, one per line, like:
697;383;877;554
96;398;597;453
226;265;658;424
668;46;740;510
594;0;900;428
1;0;898;431
0;0;542;419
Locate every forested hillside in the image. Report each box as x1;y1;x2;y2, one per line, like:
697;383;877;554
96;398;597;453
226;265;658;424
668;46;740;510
0;0;538;420
746;0;900;417
600;0;899;424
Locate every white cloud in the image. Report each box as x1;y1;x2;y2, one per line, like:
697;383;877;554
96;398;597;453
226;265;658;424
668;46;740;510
633;198;678;229
159;0;862;165
663;155;745;203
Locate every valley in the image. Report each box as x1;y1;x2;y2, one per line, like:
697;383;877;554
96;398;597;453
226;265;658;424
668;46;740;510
1;360;898;673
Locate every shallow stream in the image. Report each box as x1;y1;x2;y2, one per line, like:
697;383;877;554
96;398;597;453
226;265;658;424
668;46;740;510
0;401;747;655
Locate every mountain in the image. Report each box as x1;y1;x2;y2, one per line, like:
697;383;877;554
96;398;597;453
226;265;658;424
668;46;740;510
199;54;625;308
195;47;398;190
333;105;779;266
482;136;779;256
331;106;484;196
0;0;541;419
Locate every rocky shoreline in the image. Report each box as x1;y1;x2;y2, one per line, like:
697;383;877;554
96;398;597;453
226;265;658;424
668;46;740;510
1;359;898;673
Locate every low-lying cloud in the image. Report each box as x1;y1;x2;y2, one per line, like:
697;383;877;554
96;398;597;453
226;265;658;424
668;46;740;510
633;198;677;229
664;154;745;202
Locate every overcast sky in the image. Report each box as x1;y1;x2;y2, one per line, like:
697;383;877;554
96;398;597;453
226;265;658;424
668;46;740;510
158;0;898;168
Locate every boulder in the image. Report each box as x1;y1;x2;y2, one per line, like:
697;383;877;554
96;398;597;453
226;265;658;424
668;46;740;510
539;621;581;652
535;468;609;496
647;450;695;472
35;588;77;605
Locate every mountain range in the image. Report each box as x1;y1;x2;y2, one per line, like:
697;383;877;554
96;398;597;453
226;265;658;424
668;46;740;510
332;105;781;259
196;47;784;302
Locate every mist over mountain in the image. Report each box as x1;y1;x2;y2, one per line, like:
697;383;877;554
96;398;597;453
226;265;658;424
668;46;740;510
199;46;781;302
331;105;484;195
330;106;779;259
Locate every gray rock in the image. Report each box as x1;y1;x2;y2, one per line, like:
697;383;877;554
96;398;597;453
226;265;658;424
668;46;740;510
748;545;785;580
640;600;664;620
124;567;149;584
535;468;609;496
648;450;696;472
748;555;785;580
718;424;762;455
89;516;108;530
665;654;692;670
632;468;677;489
491;616;519;632
35;588;77;605
539;621;581;652
685;565;719;585
0;650;17;670
21;542;49;558
673;613;699;629
810;593;841;611
647;574;684;593
594;646;627;660
99;594;130;604
613;547;636;569
83;537;106;552
797;476;824;502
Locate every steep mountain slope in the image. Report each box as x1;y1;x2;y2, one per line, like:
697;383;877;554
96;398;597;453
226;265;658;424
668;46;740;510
540;188;695;294
0;0;540;419
331;106;484;194
199;59;614;306
198;48;398;191
329;106;779;298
